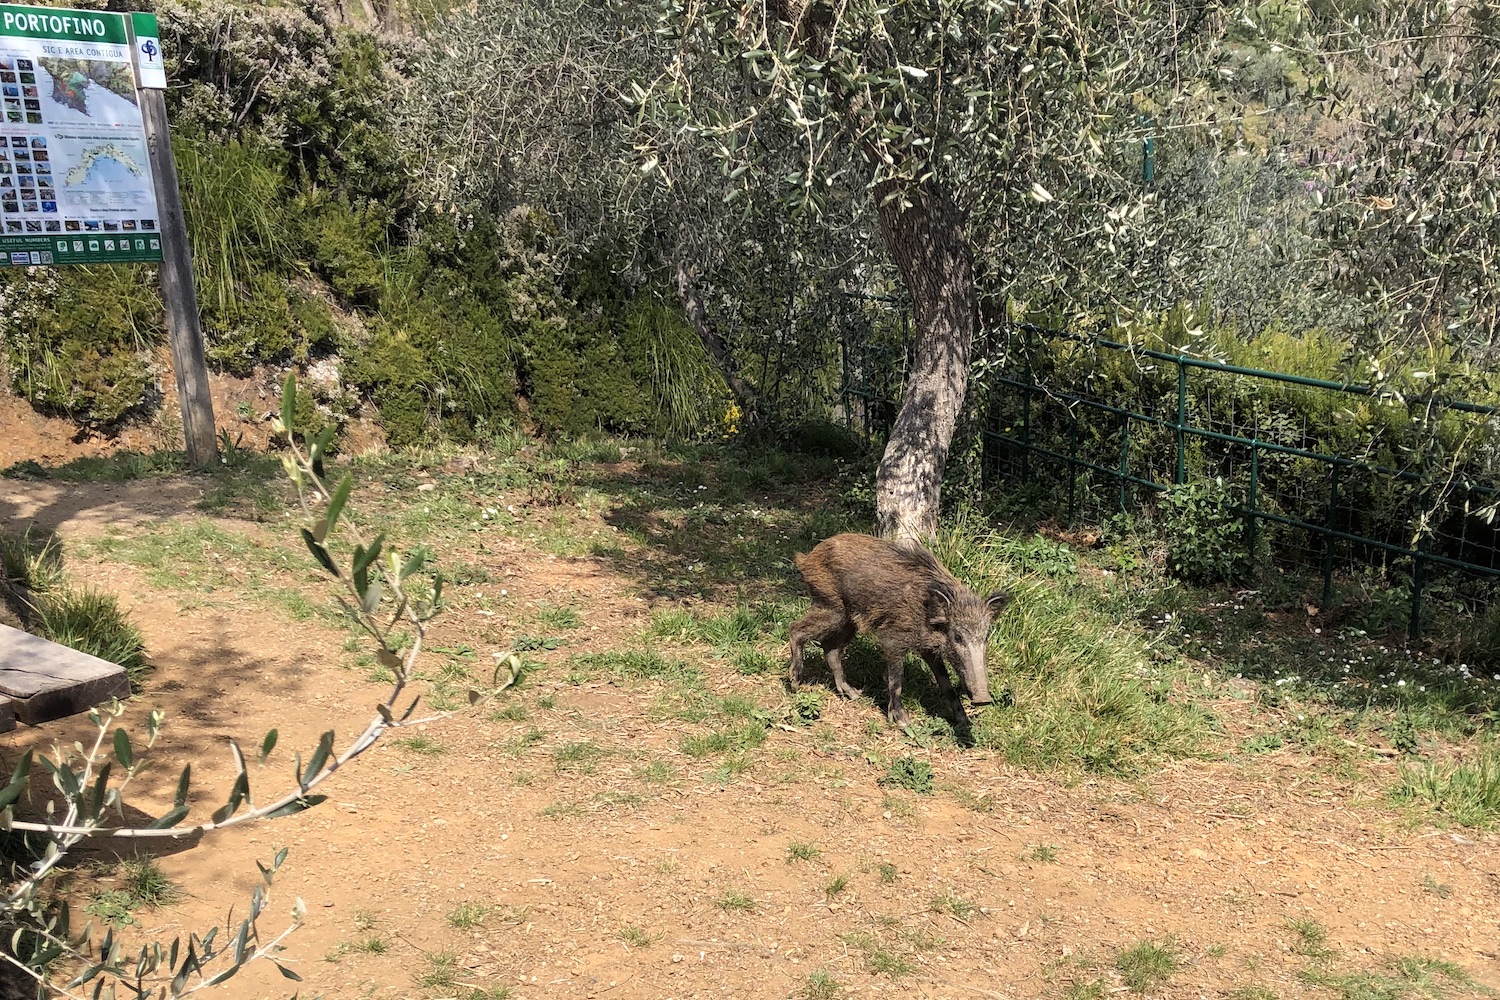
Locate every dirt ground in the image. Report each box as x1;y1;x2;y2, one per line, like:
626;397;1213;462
2;472;1498;1000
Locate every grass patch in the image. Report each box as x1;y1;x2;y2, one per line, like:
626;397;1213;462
86;857;180;925
415;950;459;989
803;969;841;999
553;741;609;774
927;524;1209;774
115;857;180;908
1286;916;1334;959
841;931;915;978
929;888;976;919
824;874;849;898
875;863;899;884
1421;875;1453;899
392;734;446;756
787;841;821;863
1115;939;1180;992
1300;956;1481;999
1394;747;1500;828
715;890;755;912
880;757;933;795
536;603;584;630
618;925;654;948
568;649;699;684
447;902;495;930
1026;843;1058;863
681;720;768;758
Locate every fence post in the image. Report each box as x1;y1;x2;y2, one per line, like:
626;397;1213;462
1246;445;1261;570
1020;328;1032;483
1175;359;1188;486
1066;419;1080;526
1119;415;1132;513
1410;550;1427;642
1322;463;1342;608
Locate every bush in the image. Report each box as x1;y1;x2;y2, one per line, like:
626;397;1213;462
1158;479;1252;585
0;266;162;427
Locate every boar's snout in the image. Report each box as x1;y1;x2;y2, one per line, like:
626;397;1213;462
968;686;994;706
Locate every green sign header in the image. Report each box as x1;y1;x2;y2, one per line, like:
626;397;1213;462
0;4;128;46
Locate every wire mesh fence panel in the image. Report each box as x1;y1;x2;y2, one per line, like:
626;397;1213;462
842;318;1500;638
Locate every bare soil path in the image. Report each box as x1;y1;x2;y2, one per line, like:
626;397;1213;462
2;472;1497;1000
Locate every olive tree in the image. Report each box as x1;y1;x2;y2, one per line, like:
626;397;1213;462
627;0;1269;538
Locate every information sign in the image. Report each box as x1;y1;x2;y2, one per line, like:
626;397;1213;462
0;3;163;266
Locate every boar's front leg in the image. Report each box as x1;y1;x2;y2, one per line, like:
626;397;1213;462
884;647;911;727
923;653;966;723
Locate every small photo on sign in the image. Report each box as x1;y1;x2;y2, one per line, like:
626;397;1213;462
8;137;23;148
34;162;49;174
24;100;40;112
103;221;119;231
0;178;11;189
41;201;56;213
64;220;79;231
12;150;27;161
44;220;58;232
18;175;32;188
19;72;35;84
25;114;41;124
29;137;43;147
0;72;14;83
22;86;37;99
21;200;37;212
83;220;100;231
13;163;28;175
24;220;40;232
16;60;33;71
4;112;20;125
122;219;136;231
141;219;157;231
3;221;20;233
1;86;16;98
31;151;46;163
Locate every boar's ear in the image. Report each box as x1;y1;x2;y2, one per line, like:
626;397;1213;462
926;581;955;627
985;590;1011;616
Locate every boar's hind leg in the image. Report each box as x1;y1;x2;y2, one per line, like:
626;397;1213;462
923;653;965;723
822;623;860;700
788;606;847;688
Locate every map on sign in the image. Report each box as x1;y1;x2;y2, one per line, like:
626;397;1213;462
0;4;162;266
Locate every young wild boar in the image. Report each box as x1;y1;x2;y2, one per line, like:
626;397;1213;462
788;533;1010;727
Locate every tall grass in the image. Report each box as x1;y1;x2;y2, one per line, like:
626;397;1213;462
1394;746;1500;828
33;589;148;688
176;139;292;317
625;296;730;439
933;522;1208;774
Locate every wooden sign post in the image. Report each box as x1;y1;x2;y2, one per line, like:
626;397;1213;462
131;12;216;467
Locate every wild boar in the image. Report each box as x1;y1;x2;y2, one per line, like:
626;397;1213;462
788;533;1010;727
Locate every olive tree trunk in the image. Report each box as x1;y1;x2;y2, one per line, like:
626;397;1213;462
871;182;976;542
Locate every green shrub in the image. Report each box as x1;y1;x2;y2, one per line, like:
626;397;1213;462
1;266;162;426
1159;479;1252;585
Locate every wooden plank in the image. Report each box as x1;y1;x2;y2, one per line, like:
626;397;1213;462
0;623;131;726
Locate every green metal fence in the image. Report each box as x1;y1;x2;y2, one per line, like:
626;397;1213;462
841;320;1500;638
